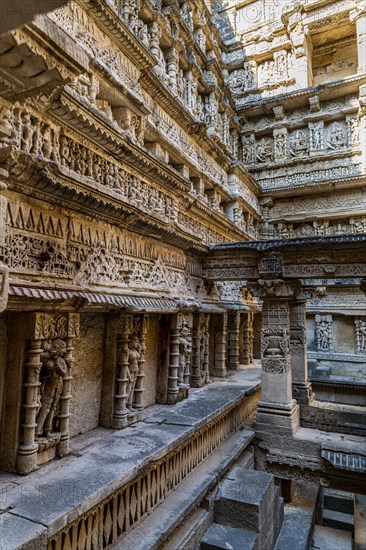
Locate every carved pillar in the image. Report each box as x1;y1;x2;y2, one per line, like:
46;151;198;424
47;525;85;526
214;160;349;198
166;312;193;401
210;313;227;377
240;312;254;365
57;314;79;457
165;47;179;94
289;300;312;404
190;313;202;387
167;319;180;404
133;314;148;411
16;339;43;474
112;319;130;429
227;312;240;370
0;168;9;312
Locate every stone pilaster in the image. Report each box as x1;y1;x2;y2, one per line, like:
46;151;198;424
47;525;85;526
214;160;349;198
289;300;312;404
227;312;240;370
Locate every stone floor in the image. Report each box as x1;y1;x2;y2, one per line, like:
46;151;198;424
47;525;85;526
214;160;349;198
0;366;261;550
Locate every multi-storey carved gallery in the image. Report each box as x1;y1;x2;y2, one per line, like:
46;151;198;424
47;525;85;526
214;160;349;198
0;0;365;548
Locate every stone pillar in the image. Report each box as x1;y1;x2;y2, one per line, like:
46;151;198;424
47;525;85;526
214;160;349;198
133;314;148;411
240;312;254;365
248;261;300;435
351;7;366;74
190;313;202;387
112;320;130;429
227;312;240;370
167;317;181;404
210;313;227;377
57;320;78;458
165;47;179;94
0;168;9;313
289;300;312;404
358;85;366;171
16;339;43;474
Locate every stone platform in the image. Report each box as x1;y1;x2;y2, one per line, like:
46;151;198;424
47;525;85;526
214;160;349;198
0;367;261;550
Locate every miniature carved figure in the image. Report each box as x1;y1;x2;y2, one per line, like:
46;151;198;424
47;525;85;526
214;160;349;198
126;334;141;410
316;317;332;351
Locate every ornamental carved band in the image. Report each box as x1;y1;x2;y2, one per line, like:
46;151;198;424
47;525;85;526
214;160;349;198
261;327;291;374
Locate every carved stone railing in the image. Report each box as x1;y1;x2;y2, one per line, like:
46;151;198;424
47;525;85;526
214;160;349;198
47;387;260;550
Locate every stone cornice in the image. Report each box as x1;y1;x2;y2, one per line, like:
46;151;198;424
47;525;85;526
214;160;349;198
237;74;366;116
260;174;366;198
82;0;157;72
1;148;245;252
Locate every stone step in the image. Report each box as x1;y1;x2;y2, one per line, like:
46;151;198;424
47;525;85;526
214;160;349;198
311;525;353;550
322;509;354;533
354;495;366;550
275;482;318;550
111;429;255;550
323;489;354;515
201;523;259;550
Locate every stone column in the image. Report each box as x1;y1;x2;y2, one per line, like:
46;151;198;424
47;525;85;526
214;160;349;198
358;84;366;171
112;319;130;429
248;271;300;435
241;312;254;365
289;300;312;404
0;168;9;313
165;47;179;94
167;319;180;404
210;313;227;377
16;339;43;474
133;314;148;411
227;312;240;370
57;322;76;457
190;313;202;387
351;7;366;74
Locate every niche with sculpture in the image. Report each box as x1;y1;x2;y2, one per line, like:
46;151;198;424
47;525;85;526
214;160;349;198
17;312;79;474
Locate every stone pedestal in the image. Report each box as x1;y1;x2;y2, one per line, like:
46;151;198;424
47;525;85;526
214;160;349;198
211;467;284;550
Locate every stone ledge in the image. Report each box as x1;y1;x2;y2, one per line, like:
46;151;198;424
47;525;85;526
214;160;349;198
0;368;260;549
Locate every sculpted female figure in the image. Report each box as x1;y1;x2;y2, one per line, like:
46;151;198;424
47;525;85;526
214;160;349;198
36;339;69;437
